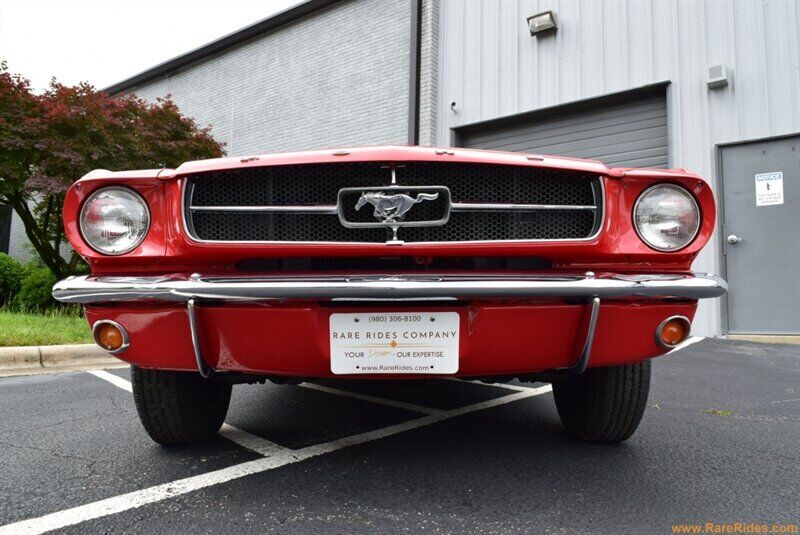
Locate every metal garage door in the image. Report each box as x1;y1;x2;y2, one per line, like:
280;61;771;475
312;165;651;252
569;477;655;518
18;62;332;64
457;94;668;168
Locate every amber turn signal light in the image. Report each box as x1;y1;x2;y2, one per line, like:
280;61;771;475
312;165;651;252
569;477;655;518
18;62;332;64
92;320;129;354
655;316;690;348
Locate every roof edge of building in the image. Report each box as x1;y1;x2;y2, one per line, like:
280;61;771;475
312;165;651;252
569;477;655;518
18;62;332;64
103;0;341;95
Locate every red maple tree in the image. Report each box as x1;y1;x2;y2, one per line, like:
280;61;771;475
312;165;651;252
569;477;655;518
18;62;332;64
0;62;224;277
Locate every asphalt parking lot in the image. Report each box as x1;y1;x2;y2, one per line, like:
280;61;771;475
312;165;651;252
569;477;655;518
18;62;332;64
1;338;798;534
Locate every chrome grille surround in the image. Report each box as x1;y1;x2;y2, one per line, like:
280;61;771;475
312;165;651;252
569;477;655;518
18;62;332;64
183;162;605;244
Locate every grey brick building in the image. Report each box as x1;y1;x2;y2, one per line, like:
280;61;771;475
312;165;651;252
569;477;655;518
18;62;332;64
118;0;416;154
2;0;418;263
5;0;799;338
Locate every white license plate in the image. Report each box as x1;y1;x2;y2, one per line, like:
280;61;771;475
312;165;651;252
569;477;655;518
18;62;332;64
330;312;460;375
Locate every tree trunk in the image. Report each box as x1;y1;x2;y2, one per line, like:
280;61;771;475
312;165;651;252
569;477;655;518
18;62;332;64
68;251;83;273
6;193;70;278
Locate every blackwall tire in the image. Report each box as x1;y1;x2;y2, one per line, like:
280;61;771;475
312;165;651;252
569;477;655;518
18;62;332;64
552;361;651;443
131;366;231;446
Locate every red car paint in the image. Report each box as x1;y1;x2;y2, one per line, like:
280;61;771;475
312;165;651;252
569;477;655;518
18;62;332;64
84;300;696;376
63;146;717;377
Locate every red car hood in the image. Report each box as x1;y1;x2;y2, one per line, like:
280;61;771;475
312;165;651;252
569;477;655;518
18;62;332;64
81;145;698;181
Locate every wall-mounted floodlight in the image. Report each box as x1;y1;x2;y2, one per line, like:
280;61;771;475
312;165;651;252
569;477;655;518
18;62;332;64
707;64;730;89
527;11;557;36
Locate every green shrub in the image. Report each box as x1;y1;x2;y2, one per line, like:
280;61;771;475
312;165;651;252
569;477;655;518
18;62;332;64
0;253;26;306
11;267;58;312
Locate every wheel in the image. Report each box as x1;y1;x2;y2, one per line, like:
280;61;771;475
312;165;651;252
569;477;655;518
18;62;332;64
552;361;651;443
131;366;232;446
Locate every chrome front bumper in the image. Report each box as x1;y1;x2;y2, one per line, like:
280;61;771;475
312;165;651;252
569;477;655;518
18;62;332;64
52;272;727;305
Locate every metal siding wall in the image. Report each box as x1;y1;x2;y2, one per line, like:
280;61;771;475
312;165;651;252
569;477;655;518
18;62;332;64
459;94;668;168
7;211;33;262
128;0;411;156
435;0;800;337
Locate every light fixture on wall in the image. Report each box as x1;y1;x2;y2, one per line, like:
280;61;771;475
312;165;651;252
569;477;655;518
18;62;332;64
527;11;557;36
707;64;730;89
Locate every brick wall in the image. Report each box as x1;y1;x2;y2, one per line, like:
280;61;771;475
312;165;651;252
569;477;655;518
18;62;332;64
6;0;415;263
418;0;439;146
127;0;412;157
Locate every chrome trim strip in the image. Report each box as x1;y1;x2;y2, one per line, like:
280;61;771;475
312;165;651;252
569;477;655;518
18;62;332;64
578;297;600;373
190;205;338;214
451;203;597;211
53;272;727;304
187;298;213;378
189;203;596;213
180;177;607;245
557;297;600;375
91;319;130;354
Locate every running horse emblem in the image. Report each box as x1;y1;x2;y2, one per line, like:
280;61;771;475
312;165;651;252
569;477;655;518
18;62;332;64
355;191;439;223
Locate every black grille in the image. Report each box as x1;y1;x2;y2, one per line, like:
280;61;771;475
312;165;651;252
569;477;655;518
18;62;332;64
186;162;602;242
190;163;388;206
398;163;596;205
191;211;388;242
235;256;552;272
401;210;596;242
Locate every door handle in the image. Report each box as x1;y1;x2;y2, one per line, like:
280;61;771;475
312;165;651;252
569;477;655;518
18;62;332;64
726;234;743;245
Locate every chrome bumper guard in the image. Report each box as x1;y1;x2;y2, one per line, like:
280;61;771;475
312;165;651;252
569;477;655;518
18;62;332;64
53;272;726;304
55;272;725;378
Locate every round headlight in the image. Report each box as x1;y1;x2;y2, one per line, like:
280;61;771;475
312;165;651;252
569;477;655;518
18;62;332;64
79;186;150;255
633;184;700;252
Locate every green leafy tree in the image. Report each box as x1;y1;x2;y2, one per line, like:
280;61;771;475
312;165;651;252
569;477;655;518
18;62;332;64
0;62;224;278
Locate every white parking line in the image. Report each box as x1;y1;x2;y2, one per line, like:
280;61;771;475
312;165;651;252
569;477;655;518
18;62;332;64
443;377;535;392
299;382;446;415
87;370;291;459
668;336;704;353
85;369;547;462
0;457;283;535
1;374;551;535
87;370;132;392
218;424;289;458
299;385;552;457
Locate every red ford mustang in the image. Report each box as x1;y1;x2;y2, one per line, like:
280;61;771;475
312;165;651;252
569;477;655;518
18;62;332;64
53;146;726;445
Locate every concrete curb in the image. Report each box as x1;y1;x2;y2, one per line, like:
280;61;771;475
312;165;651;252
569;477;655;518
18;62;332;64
726;334;800;346
0;344;119;375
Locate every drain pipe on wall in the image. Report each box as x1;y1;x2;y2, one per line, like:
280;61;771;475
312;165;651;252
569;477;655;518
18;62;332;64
407;0;422;145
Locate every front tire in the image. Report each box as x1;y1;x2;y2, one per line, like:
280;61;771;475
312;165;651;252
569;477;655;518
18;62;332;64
131;366;231;446
552;361;651;443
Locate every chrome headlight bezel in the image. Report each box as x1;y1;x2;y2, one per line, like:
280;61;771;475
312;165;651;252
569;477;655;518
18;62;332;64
79;186;151;256
633;183;701;252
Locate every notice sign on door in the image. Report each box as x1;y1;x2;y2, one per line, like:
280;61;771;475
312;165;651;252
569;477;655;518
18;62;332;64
755;171;784;207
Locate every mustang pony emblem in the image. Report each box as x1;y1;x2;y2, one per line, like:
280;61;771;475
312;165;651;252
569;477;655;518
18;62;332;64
355;191;439;223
